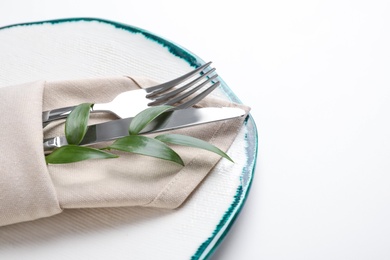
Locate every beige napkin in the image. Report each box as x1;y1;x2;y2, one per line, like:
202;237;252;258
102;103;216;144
0;76;250;227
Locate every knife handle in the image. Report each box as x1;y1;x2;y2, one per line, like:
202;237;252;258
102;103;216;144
43;136;68;154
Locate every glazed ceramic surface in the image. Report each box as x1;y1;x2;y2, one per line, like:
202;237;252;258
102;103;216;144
0;18;257;260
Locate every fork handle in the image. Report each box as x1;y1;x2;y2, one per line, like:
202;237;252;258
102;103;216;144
42;106;76;126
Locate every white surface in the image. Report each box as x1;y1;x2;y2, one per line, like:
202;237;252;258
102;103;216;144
1;1;390;259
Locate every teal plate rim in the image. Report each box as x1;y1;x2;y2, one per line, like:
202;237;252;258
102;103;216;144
0;17;258;260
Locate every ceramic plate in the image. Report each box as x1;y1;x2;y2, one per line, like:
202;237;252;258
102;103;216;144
0;18;257;260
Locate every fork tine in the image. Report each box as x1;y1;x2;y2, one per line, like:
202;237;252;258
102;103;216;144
156;74;219;106
146;68;216;102
145;61;212;94
173;81;221;110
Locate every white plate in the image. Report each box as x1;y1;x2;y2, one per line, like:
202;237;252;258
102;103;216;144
0;18;257;260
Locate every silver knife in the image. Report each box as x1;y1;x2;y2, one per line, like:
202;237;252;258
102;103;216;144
43;107;246;153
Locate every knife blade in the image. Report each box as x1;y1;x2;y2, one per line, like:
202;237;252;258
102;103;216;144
43;107;246;153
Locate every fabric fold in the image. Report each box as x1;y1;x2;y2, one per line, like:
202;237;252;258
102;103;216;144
0;81;62;227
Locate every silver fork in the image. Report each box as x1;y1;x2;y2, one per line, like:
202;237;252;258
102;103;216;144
42;62;220;126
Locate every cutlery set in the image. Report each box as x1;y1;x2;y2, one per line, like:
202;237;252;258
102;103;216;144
43;62;246;152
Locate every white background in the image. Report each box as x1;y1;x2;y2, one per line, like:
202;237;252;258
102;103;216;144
1;0;390;259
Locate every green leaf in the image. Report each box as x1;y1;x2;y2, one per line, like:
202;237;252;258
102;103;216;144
45;145;118;164
129;105;174;135
108;135;184;165
155;134;234;162
65;103;93;145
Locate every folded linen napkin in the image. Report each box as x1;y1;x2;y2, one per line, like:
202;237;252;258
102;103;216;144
0;76;250;227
